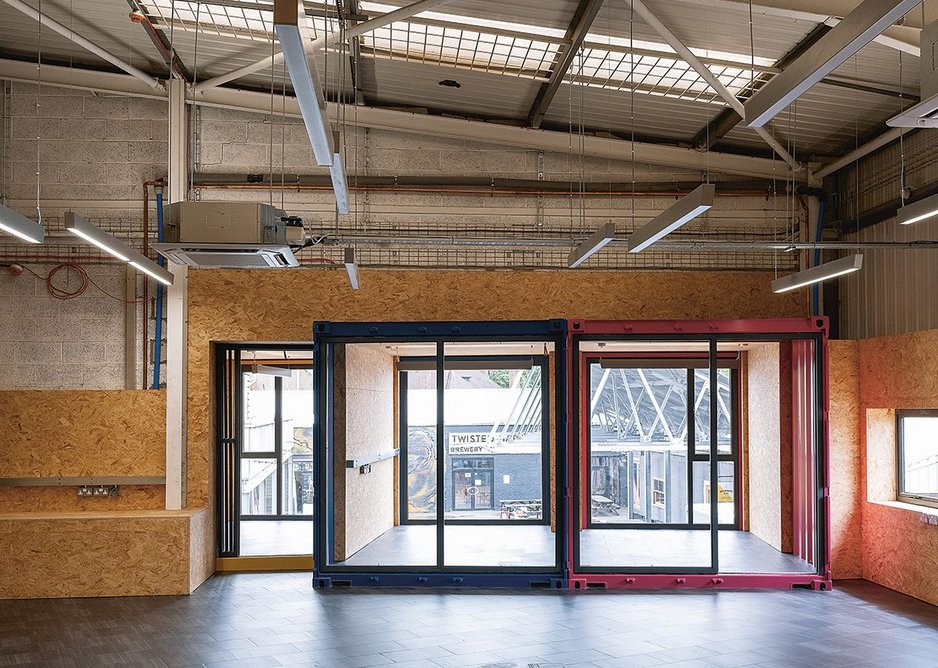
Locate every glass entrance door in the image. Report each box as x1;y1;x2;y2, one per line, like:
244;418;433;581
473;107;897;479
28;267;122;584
577;342;724;573
441;351;555;569
453;465;494;511
239;355;314;556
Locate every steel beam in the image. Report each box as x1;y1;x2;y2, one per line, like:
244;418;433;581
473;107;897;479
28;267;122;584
744;0;922;128
692;24;830;151
193;0;455;93
0;0;162;89
627;0;799;170
527;0;604;129
813;126;903;178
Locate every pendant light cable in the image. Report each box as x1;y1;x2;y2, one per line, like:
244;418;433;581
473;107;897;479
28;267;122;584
34;0;42;227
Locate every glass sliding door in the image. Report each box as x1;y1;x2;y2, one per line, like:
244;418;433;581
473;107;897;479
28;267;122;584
239;352;314;557
440;351;554;569
578;342;722;572
331;342;437;568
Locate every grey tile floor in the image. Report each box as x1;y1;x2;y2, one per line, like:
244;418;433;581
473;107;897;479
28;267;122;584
1;575;938;667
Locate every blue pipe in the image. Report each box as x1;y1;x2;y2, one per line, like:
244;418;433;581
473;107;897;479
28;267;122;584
811;199;826;317
152;190;165;389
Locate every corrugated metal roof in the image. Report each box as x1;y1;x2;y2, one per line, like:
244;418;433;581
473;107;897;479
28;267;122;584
400;0;580;32
0;0;924;161
364;57;540;118
591;0;817;63
541;82;723;143
720;83;903;157
0;0;164;73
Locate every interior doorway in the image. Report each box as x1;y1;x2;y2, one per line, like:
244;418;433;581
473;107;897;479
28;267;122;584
217;345;314;558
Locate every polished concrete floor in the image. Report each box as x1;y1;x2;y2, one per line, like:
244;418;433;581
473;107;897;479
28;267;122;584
341;524;555;567
2;576;938;667
580;529;815;573
240;520;313;556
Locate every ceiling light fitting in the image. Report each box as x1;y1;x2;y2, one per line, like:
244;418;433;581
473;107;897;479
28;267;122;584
771;254;863;293
65;211;173;285
0;203;44;244
567;222;616;268
744;0;921;127
344;247;360;290
273;0;349;215
898;191;938;225
628;184;715;253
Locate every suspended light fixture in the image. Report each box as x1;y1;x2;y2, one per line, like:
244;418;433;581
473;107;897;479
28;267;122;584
628;184;715;253
255;364;292;377
744;0;921;127
65;211;173;286
771;254;863;293
344;247;360;289
897;192;938;226
567;223;616;268
273;0;349;214
0;203;44;244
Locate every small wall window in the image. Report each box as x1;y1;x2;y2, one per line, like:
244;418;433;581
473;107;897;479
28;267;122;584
652;477;666;508
897;410;938;509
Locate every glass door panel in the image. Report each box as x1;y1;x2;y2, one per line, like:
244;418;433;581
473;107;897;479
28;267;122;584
332;343;435;567
239;356;314;557
404;369;438;522
281;368;314;517
442;349;554;568
579;347;717;572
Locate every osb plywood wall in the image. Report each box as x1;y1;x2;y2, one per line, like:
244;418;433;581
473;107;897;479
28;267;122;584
188;507;215;592
0;486;164;513
0;390;166;478
827;340;862;579
185;269;806;510
333;344;396;561
854;329;938;605
0;510;200;599
746;343;793;553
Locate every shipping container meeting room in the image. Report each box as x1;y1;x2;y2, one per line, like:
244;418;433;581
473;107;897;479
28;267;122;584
2;0;938;666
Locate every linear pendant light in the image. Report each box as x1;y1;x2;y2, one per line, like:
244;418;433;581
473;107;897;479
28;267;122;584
344;247;360;289
255;364;292;377
274;0;349;215
897;192;938;226
771;254;863;294
0;203;44;243
65;211;174;286
628;183;715;253
744;0;921;128
567;222;616;268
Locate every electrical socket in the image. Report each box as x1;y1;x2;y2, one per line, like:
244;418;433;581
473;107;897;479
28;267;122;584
94;486;110;496
77;486;93;497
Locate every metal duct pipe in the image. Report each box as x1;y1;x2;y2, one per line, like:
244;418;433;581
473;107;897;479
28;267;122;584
192;174;778;197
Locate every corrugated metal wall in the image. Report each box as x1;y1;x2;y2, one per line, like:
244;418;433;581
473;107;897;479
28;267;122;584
836;128;938;339
840;217;938;339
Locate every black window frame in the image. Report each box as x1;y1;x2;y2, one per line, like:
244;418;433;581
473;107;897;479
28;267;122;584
398;355;552;526
584;359;740;530
896;409;938;510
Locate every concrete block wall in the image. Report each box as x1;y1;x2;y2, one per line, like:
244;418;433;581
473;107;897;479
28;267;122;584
2;82;166;203
193;106;800;271
0;83;167;390
0;263;128;389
